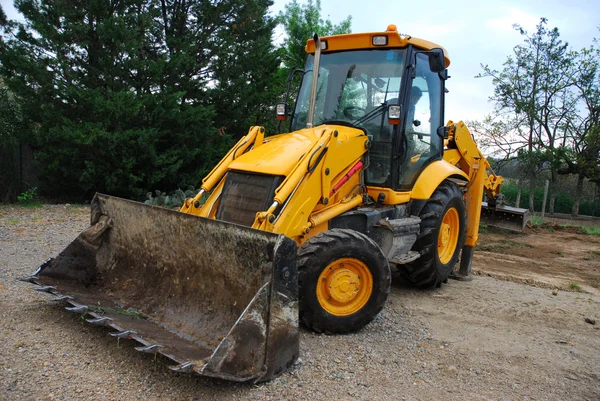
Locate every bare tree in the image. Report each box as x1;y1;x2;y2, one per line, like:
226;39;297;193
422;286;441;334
477;18;577;212
559;43;600;216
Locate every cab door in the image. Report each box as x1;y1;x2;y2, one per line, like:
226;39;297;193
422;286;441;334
397;51;445;190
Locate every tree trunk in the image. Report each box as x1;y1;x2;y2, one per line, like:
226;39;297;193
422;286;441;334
541;180;549;219
0;140;20;203
529;177;535;212
596;182;600;217
571;174;584;217
548;169;557;214
515;179;522;208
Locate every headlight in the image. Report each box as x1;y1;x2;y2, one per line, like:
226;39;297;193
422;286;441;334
372;36;388;46
276;102;288;121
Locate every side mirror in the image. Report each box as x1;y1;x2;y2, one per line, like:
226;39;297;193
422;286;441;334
276;102;288;121
428;48;446;73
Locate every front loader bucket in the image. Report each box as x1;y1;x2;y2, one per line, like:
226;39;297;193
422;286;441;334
20;194;299;382
481;202;531;232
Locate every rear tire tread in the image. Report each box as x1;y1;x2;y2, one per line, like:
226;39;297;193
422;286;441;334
398;181;466;288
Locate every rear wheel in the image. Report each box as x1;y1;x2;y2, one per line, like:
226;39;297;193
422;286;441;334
399;181;465;288
298;229;391;334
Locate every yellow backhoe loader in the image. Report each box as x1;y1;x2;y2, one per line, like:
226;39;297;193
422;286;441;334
20;25;529;382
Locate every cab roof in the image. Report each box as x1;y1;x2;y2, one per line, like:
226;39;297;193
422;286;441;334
305;24;450;68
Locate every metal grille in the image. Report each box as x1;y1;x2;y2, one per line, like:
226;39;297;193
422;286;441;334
216;172;284;227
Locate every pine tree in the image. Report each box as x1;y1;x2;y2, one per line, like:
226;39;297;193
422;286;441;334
0;0;280;200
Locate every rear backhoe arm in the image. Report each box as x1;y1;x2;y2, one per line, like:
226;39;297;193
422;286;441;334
443;121;505;278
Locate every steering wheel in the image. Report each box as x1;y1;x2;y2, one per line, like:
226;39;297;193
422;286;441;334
343;106;366;120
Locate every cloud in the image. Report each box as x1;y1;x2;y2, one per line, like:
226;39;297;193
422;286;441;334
486;7;540;35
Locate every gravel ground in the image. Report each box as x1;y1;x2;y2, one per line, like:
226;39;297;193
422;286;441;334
1;204;599;400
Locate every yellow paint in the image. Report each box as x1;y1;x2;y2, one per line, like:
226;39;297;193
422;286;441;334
298;221;329;245
462;159;485;247
442;148;462;166
228;127;329;176
366;187;411;205
411;161;469;200
273;129;333;205
272;127;368;238
438;207;460;264
197;177;226;218
308;195;363;230
316;257;373;316
453;121;481;162
306;28;450;68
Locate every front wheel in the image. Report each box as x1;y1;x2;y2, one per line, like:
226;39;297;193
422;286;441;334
297;229;391;334
398;181;466;288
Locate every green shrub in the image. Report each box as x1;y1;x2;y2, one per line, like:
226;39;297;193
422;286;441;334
144;188;202;209
501;181;600;216
16;187;42;207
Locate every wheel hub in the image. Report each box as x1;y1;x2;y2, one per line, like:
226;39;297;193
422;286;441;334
316;258;373;316
439;223;451;247
437;207;460;264
325;268;360;303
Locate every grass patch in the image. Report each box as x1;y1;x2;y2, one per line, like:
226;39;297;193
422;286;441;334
5;218;21;225
568;282;581;291
17;201;42;209
16;187;42;208
530;214;600;236
531;215;545;226
551;250;564;257
88;305;144;320
576;226;600;236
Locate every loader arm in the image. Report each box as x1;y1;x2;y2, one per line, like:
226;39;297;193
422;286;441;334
257;126;370;241
180;126;265;215
183;124;370;245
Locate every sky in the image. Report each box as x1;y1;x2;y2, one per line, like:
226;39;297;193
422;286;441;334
269;0;600;122
2;0;599;123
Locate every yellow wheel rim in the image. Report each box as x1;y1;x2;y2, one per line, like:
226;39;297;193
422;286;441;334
316;258;373;316
438;207;460;264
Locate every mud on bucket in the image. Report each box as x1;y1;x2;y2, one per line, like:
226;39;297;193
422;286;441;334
22;193;299;382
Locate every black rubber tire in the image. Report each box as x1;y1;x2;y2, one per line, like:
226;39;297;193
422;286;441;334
399;181;466;288
297;229;391;334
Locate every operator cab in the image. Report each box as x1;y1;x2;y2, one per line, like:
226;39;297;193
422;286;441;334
280;25;448;192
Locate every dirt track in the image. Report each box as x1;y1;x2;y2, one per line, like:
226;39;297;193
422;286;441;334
475;225;600;295
1;205;599;400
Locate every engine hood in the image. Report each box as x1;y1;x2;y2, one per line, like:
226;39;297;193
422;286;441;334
228;125;365;176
